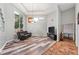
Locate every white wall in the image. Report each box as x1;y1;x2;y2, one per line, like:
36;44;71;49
57;7;62;41
0;4;5;49
75;4;79;54
61;7;75;39
61;8;75;24
75;4;79;49
46;7;60;41
26;15;47;36
26;9;58;38
47;11;58;35
0;3;26;49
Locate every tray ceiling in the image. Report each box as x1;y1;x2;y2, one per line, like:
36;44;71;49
13;3;75;15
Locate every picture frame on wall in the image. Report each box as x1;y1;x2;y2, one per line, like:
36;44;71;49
0;8;5;32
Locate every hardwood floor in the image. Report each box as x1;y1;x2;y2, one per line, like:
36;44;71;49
43;39;78;55
0;37;56;55
0;37;77;55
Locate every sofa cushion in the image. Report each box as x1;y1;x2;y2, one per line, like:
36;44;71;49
17;31;32;40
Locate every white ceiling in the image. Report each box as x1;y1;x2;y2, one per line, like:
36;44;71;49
13;3;75;15
58;3;75;11
22;3;57;12
21;3;58;15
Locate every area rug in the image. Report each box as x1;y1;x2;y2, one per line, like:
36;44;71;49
0;37;56;55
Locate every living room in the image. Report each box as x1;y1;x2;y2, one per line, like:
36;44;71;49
0;3;78;55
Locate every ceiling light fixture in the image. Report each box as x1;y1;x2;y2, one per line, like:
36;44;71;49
28;3;39;23
28;3;33;23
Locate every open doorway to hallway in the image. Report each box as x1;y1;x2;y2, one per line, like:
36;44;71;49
60;7;76;44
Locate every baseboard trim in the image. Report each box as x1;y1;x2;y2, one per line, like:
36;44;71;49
41;41;56;55
0;39;14;53
0;42;7;53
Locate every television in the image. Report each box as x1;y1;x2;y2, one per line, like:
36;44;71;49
48;27;55;34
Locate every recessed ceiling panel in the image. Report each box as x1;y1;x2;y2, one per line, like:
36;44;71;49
22;3;57;12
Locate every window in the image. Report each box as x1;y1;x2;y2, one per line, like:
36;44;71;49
14;12;23;31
